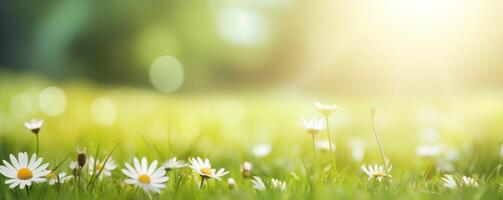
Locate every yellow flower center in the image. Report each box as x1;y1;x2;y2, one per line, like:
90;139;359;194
96;163;105;171
138;174;151;184
200;168;212;176
372;172;385;177
308;129;318;134
17;168;33;180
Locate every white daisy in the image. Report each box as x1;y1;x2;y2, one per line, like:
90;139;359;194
361;162;393;182
461;176;479;187
0;152;50;189
301;117;325;134
163;157;186;170
315;102;337;116
189;157;229;181
46;171;73;185
271;178;287;192
315;140;336;152
88;156;117;180
122;157;169;193
250;176;266;191
441;174;457;189
252;143;272;158
24;119;44;134
441;174;479;189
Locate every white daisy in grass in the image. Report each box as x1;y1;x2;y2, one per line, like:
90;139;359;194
189;157;229;188
88;156;117;180
46;171;73;185
250;176;266;191
24;119;44;134
315;102;337;116
361;162;393;182
122;157;169;193
441;174;457;189
0;152;50;189
441;174;479;189
271;178;287;192
461;176;479;187
163;157;186;171
301;117;325;135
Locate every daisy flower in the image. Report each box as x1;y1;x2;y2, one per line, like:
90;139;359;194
250;176;266;191
271;178;287;192
163;157;186;171
361;162;393;182
301;117;325;135
0;152;50;189
441;174;457;189
122;157;169;193
189;157;229;188
88;156;117;180
315;102;337;116
461;176;479;187
441;174;479;189
24;119;44;134
46;171;73;185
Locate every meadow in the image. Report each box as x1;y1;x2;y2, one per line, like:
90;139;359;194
0;73;502;200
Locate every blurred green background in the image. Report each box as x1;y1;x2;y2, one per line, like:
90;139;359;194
2;0;503;95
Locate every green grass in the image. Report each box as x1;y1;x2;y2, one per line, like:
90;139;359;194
0;72;502;199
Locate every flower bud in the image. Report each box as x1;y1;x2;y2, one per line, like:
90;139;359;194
227;178;236;190
241;161;253;178
77;147;86;168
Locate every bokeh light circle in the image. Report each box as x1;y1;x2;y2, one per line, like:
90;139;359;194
39;86;66;116
149;55;184;93
90;97;117;126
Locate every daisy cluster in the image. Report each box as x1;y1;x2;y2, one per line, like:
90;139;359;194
0;101;487;196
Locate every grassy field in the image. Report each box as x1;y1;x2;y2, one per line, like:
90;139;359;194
0;73;502;199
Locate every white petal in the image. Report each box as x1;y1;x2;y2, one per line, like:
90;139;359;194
141;157;148;174
0;166;16;178
9;154;20;169
133;158;141;173
147;160;158;175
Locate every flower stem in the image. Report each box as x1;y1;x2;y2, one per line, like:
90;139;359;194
199;177;206;189
35;134;39;155
311;133;317;161
25;186;30;198
324;115;337;172
371;107;389;172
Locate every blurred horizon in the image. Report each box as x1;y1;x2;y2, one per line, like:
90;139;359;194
2;0;503;96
